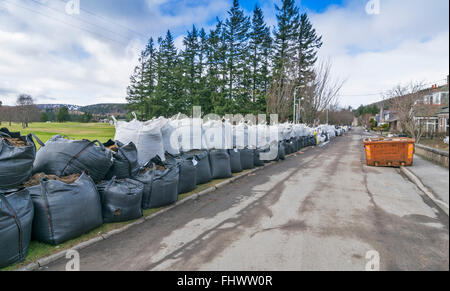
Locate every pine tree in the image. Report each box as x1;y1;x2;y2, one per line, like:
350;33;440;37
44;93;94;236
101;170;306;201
154;31;183;117
272;0;299;75
223;0;251;113
249;4;272;113
182;25;200;110
296;13;323;87
197;28;214;113
126;46;150;120
126;37;157;120
207;19;228;115
144;38;157;118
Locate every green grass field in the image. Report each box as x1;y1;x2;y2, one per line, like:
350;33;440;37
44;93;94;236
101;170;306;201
2;122;115;146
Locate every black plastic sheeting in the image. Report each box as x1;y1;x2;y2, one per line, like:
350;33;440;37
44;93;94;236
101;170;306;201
240;149;255;170
209;150;232;179
134;157;179;209
104;140;140;180
228;149;242;173
33;136;113;183
284;141;292;155
182;150;212;185
0;128;36;190
166;154;196;194
28;172;103;245
254;149;265;167
0;189;34;268
97;178;144;223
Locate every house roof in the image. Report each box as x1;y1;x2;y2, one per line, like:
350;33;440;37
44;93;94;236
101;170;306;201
413;104;442;117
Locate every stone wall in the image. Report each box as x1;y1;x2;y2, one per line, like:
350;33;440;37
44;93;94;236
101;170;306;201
415;144;449;168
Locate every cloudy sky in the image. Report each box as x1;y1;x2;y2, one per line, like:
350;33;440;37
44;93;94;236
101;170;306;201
0;0;448;108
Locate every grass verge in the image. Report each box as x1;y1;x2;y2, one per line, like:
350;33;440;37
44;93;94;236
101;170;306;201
2;122;115;148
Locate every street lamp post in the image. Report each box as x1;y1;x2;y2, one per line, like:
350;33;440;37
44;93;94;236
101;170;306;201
293;85;306;124
298;97;304;124
293;91;297;124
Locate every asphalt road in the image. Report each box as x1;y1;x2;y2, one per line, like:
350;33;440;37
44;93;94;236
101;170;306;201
42;128;449;271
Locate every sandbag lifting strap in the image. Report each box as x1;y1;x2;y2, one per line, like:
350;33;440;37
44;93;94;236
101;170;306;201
0;195;24;259
61;140;106;176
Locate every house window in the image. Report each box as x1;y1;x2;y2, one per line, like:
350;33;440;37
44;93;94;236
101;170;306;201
441;92;449;106
433;93;441;105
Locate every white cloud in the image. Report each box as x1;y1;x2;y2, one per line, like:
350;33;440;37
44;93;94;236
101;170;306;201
0;0;448;109
311;0;449;107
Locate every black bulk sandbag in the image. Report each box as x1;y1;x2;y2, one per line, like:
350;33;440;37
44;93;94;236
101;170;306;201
135;160;179;209
0;189;34;268
182;150;212;185
228;149;242;173
209;150;232;179
278;142;286;161
29;172;103;245
97;178;144;223
104;140;139;180
288;140;296;154
254;149;265;167
298;137;304;149
240;149;255;170
293;138;300;152
0;128;37;190
33;135;113;183
284;141;292;155
166;153;196;195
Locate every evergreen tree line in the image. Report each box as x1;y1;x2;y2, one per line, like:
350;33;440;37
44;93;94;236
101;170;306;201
127;0;323;121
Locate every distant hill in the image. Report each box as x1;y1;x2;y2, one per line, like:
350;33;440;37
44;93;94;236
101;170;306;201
80;103;128;116
37;104;81;111
37;103;129;116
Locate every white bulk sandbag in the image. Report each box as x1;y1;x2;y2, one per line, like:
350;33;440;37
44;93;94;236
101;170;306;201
203;120;231;150
248;125;257;149
256;124;269;149
234;122;247;149
161;117;181;156
113;115;166;165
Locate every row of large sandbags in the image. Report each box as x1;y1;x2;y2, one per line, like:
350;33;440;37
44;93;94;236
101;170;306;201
112;116;317;167
0;123;319;268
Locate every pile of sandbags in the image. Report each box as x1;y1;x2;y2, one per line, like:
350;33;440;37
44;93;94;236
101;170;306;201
166;153;197;195
182;150;212;185
228;149;242;173
103;140;140;179
113;115;166;166
0;128;37;190
28;172;103;245
240;149;255;170
209;149;232;179
97;177;144;223
0;189;34;268
33;136;113;183
134;157;180;209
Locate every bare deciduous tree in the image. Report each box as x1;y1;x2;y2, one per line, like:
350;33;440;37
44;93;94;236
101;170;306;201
266;59;297;122
301;60;345;125
385;82;437;143
16;94;39;128
319;105;354;125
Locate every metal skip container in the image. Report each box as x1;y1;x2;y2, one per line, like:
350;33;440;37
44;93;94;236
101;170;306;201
363;137;415;167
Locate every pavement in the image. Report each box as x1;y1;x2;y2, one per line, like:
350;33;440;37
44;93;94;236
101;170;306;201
41;128;449;271
408;155;449;205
